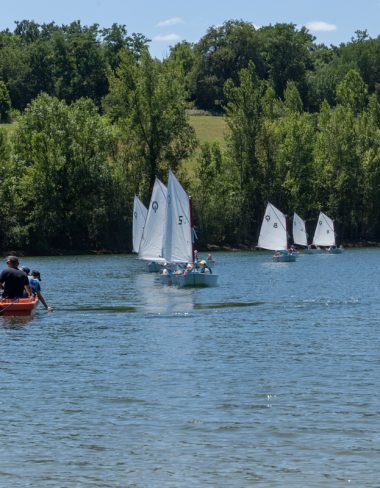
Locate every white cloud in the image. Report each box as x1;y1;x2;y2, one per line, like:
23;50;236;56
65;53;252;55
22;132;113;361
157;17;184;27
306;21;337;32
153;34;181;42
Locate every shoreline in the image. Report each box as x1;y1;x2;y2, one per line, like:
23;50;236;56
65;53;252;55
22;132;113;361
2;241;379;257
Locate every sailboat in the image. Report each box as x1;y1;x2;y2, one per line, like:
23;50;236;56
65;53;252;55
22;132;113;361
161;171;218;287
292;212;324;254
312;211;344;254
258;203;297;262
132;195;147;253
138;178;167;271
292;212;308;249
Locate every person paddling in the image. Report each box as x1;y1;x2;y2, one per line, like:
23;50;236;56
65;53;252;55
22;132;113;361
0;256;32;299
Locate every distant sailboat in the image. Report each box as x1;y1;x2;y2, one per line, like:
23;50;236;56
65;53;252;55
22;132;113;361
292;212;308;248
258;203;297;262
292;212;323;254
132;195;147;253
138;178;167;271
161;171;218;287
312;211;343;254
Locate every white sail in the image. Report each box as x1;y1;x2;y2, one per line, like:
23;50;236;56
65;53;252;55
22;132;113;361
293;212;308;247
258;203;288;251
132;195;148;253
312;212;336;247
138;178;167;262
163;171;193;264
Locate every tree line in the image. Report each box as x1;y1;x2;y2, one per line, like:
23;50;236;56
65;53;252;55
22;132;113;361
0;19;379;252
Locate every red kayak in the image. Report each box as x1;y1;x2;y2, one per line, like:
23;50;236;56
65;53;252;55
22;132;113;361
0;297;39;316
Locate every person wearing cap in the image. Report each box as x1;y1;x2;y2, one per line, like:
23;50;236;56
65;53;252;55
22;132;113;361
199;260;212;274
0;256;32;299
21;267;53;312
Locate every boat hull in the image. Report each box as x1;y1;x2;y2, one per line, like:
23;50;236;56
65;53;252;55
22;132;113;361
303;248;324;254
147;261;163;273
160;272;218;287
0;297;39;317
328;247;344;254
272;254;297;263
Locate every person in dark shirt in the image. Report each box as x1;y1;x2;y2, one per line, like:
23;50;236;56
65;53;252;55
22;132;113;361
0;256;32;299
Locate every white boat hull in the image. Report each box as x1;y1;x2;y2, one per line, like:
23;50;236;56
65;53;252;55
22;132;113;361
160;272;218;287
328;247;344;254
147;261;163;273
272;254;297;262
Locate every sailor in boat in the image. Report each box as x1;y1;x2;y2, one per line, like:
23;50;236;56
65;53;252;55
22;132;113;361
183;263;194;275
193;251;215;269
273;250;286;257
206;253;216;268
160;262;173;284
194;250;199;267
0;255;33;299
199;260;212;274
161;262;172;275
173;263;185;275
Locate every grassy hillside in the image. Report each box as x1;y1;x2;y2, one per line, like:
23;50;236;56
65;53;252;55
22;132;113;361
183;115;227;177
189;115;226;145
1;122;18;136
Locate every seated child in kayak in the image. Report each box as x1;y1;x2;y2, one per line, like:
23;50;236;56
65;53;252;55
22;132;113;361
22;267;53;311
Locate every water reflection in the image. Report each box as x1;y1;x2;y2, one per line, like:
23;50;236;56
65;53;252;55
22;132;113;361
134;272;195;314
194;301;264;310
0;315;34;328
73;305;137;313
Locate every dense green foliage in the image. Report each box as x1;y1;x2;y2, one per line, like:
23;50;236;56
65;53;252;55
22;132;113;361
0;19;379;251
0;80;11;121
105;49;196;203
3;94;127;252
0;20;149;111
189;70;380;246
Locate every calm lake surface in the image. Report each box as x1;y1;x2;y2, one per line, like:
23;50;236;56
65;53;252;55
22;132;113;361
0;249;379;487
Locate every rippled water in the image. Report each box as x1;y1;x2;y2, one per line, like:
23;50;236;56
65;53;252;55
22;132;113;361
1;249;379;487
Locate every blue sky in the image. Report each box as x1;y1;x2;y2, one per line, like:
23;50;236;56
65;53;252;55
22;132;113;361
1;0;380;58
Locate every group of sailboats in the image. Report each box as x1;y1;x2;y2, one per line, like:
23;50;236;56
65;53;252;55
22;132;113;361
293;211;343;254
132;171;218;287
258;202;343;262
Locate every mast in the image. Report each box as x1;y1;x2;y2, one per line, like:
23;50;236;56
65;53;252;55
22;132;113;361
286;214;289;250
189;196;195;264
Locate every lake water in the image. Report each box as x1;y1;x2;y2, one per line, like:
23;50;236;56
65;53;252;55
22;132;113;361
0;249;379;487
